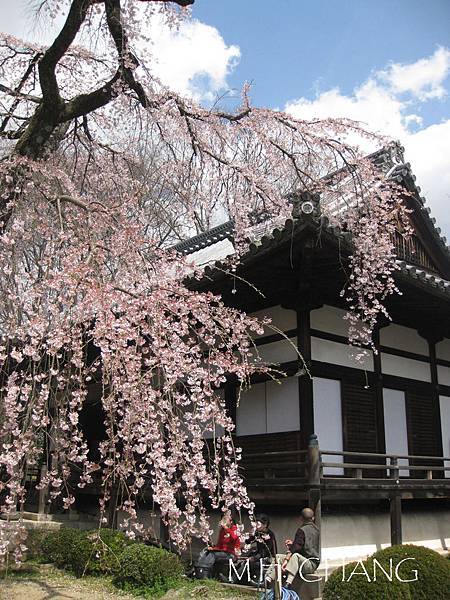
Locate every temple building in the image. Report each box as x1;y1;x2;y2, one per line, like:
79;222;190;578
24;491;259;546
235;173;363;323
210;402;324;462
174;146;450;563
23;147;449;570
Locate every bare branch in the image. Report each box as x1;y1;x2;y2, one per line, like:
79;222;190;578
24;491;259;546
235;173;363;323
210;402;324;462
58;194;89;210
0;83;41;103
38;0;93;104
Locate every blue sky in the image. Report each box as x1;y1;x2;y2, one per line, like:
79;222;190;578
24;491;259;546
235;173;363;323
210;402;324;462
1;0;449;236
189;0;450;239
193;0;450;127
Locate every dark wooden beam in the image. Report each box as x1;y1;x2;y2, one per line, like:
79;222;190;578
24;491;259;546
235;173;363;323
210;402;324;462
427;337;444;463
390;493;402;546
224;382;237;427
373;329;386;455
297;308;314;447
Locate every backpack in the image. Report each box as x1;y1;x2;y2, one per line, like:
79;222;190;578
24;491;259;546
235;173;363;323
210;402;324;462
193;548;216;579
259;588;300;600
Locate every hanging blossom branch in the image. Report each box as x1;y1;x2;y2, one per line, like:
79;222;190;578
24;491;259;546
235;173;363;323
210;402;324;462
0;194;274;556
0;0;411;562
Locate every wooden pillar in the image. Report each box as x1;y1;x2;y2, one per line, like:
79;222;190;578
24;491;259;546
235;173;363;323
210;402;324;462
307;434;321;487
390;493;402;546
159;516;170;550
107;482;119;529
388;455;402;545
274;562;282;600
428;337;444;459
40;401;53;516
307;434;322;557
38;465;48;516
297;308;314;448
373;328;386;456
224;382;237;428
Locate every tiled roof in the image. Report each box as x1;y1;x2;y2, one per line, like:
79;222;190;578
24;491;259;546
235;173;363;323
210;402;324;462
176;146;449;261
182;215;450;299
174;220;234;256
395;260;450;295
174;145;450;296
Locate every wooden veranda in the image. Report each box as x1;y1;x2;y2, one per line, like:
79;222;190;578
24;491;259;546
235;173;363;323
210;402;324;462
240;434;450;546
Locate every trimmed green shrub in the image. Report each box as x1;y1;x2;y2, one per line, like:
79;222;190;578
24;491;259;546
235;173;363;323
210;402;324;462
323;558;411;600
114;543;184;596
323;544;450;600
68;528;135;576
371;544;450;599
24;528;52;561
40;527;83;567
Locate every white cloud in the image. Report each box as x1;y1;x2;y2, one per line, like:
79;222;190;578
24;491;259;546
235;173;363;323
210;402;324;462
380;47;450;101
285;49;450;238
0;1;65;45
406;120;450;236
0;1;240;103
144;15;240;102
285;80;409;139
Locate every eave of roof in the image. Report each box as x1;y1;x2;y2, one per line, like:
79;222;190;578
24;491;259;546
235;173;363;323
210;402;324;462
175;145;450;297
395;259;450;298
392;164;450;265
174;220;235;256
193;215;450;302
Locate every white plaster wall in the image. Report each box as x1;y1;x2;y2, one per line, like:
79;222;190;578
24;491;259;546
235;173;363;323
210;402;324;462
311;337;374;371
117;507;450;577
250;305;296;338
436;338;450;361
310;305;349;337
313;378;343;475
437;365;450;386
380;324;428;356
243;509;450;565
380;353;431;382
236;382;266;436
436;339;450;386
254;337;298;364
266;377;300;433
440;395;450;476
318;510;450;563
236;377;299;435
383;388;409;476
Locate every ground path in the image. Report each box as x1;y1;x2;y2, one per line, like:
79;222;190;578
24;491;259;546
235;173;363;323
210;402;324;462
0;566;254;600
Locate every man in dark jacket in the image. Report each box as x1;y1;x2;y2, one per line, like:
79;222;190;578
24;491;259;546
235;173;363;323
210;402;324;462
266;507;320;589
